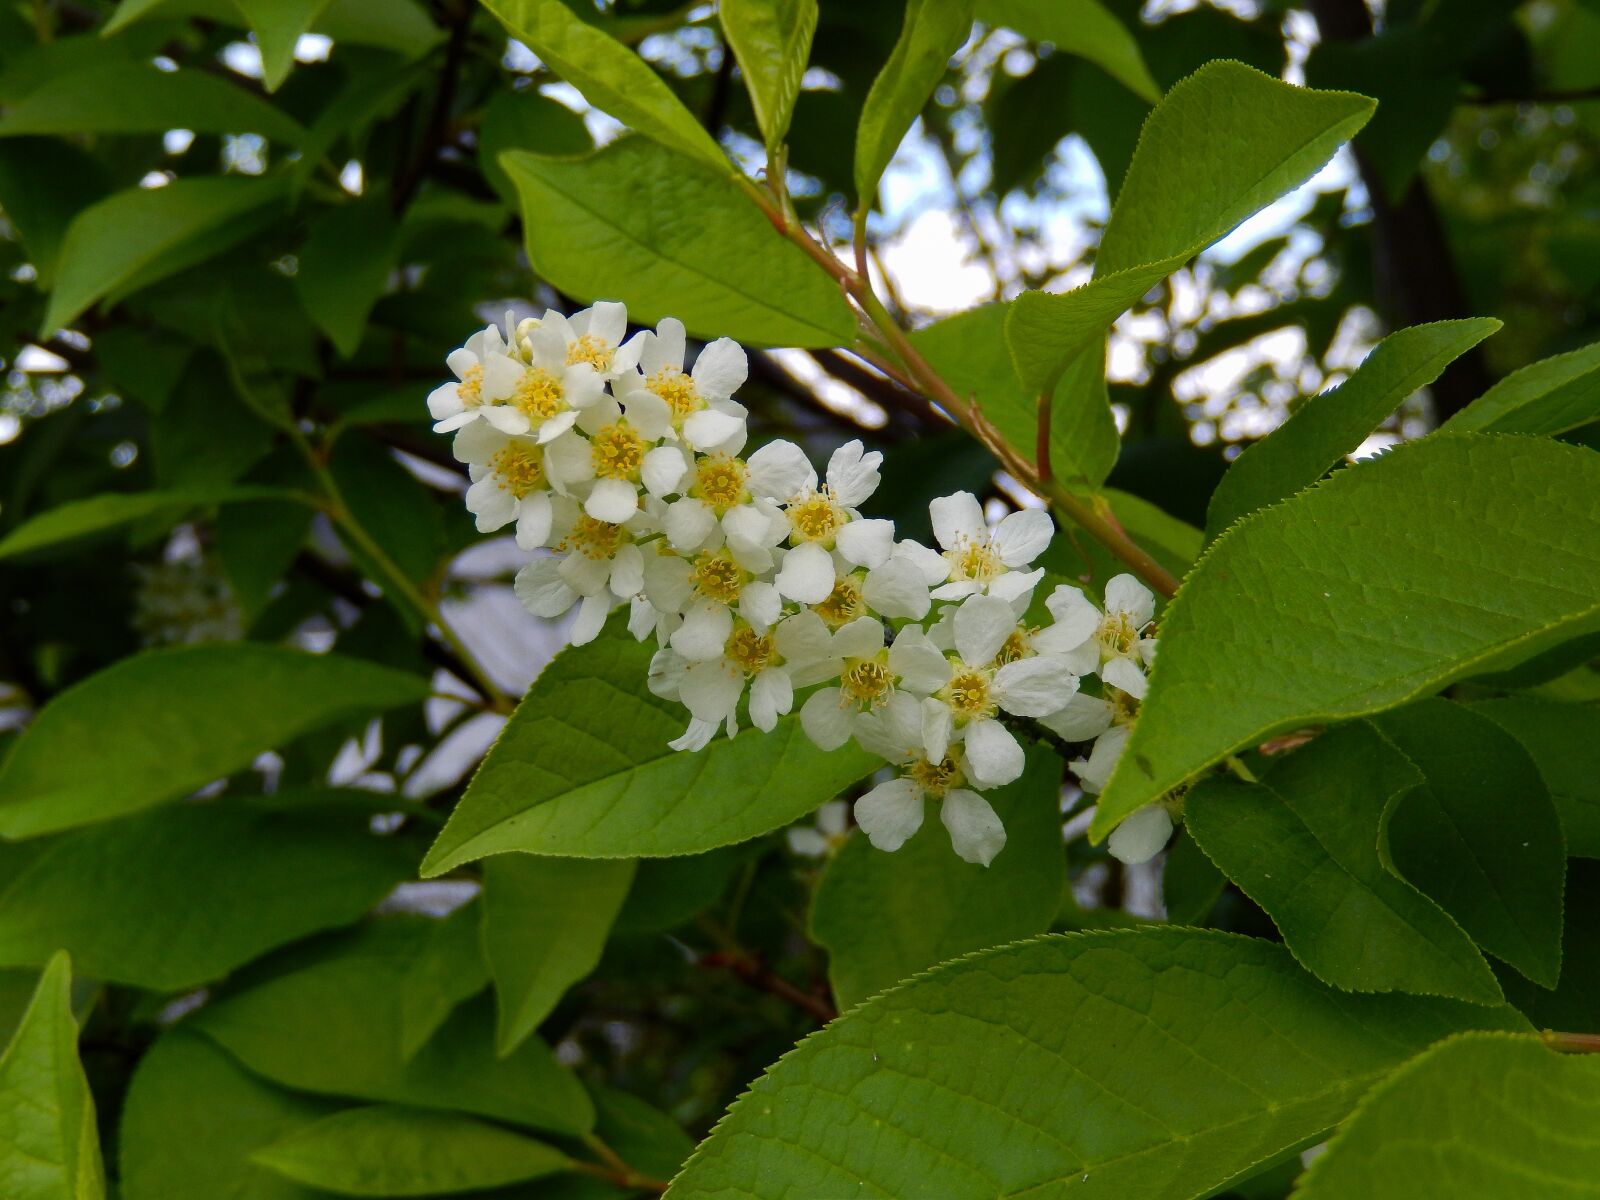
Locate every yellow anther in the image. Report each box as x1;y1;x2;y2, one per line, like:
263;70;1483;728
647;366;701;417
726;626;775;675
692;550;745;605
839;651;892;704
457;363;484;408
994;628;1032;666
566;333;613;371
512;368;566;420
940;669;995;719
590;422;645;480
489;443;545;498
788;494;842;543
948;537;1002;582
815;577;865;629
909;753;963;797
561;515;624;560
694;454;748;511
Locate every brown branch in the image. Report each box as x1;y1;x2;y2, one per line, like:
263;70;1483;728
698;950;837;1024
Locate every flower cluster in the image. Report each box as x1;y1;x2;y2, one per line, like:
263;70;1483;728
430;303;1169;866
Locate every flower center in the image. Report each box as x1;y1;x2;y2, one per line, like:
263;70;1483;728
489;443;545;499
947;536;1002;582
839;651;892;705
994;628;1032;666
692;550;745;605
647;366;702;417
788;494;843;543
814;577;865;629
940;668;995;719
590;422;645;480
726;626;775;675
694;453;748;512
512;368;566;420
1098;613;1140;659
566;333;613;371
561;515;625;560
909;753;962;798
457;363;484;408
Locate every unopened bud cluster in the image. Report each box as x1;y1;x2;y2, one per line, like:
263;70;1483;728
430;302;1168;865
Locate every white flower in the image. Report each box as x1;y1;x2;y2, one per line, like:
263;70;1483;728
615;317;749;450
1071;723;1130;794
770;441;888;604
543;393;675;523
1045;574;1158;698
452;422;555;549
1037;692;1114;742
798;616;892;750
850;692;1006;866
513;500;647;645
473;316;610;442
538;301;645;381
1107;803;1174;865
428;322;523;433
893;593;1080;788
787;801;850;858
928;492;1051;604
664;611;836;738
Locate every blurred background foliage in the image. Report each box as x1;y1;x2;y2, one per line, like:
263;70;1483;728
0;0;1598;1192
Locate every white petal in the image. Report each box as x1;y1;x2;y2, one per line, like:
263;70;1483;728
624;390;672;440
854;777;925;852
816;800;849;836
669;718;718;752
787;827;830;857
989;567;1043;608
428;381;464;420
774;541;836;604
466;478;515;531
585;478;640;523
1104;573;1156;628
514;557;577;618
446;346;478;378
584;300;628;345
799;688;852;750
1043;584;1101;649
953;593;1017;667
749;668;793;731
773;611;836;671
930;579;981;601
1037;693;1113;742
825;440;882;507
680;660;744;722
738;581;783;632
642;445;689;498
1074;724;1130;794
921;696;953;762
1107;804;1174;866
612;330;646;375
962;718;1024;789
991;507;1053;567
1102;655;1148;700
745;439;813;501
862;557;931;621
645;318;685;373
570;593;611;644
895;538;951;585
722;501;784;550
889;628;951;694
642;550;693;612
683;408;746;451
665;498;718;551
853;695;917;762
450;419;502;464
940;789;1006;866
535;408;580;444
929;491;985;552
514;494;554;550
691;337;748;399
994;655;1079;717
481;353;523;400
482;405;532;436
647;647;687;699
836;518;895;569
670;600;734;662
628;594;657;641
609;543;644;598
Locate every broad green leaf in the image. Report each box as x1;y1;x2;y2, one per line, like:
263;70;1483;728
1093;435;1600;837
191;920;595;1136
215;498;316;622
503;140;855;348
1472;697;1600;858
1374;700;1565;989
592;1088;694;1182
44;177;288;333
0;800;415;990
294;200;400;358
421;627;876;874
720;0;817;150
120;1030;338;1200
0;139;108;285
1442;338;1600;437
1184;724;1501;1004
0;485;305;560
0;954;103;1200
1497;860;1600;1032
1160;828;1226;925
477;88;592;205
910;302;1118;490
1103;486;1203;568
252;1105;571;1195
398;902;489;1061
1205;318;1502;538
614;846;751;935
854;0;974;209
810;746;1063;1010
480;0;727;174
977;0;1159;103
1295;1034;1600;1198
0;64;305;142
664;928;1524;1199
232;0;336;91
483;856;636;1055
0;644;427;837
101;0;442;60
1006;62;1375;392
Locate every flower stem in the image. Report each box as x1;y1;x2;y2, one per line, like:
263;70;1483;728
1543;1030;1600;1054
573;1135;672;1193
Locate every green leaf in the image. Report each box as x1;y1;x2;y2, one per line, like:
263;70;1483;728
191;920;596;1136
421;626;877;875
854;0;974;209
1160;827;1226;925
398;902;489;1061
252;1105;571;1195
502;140;856;348
1295;1033;1600;1198
1373;700;1566;989
719;0;817;150
0;800;415;990
120;1030;339;1200
0;954;103;1200
0;644;427;837
0;485;305;560
232;0;337;92
0;139;108;286
976;0;1160;103
663;928;1523;1199
592;1087;694;1182
1006;62;1375;393
1442;338;1600;437
482;856;636;1055
44;177;288;333
294;200;400;358
480;0;728;174
0;64;306;142
1497;860;1600;1031
1471;697;1600;858
911;302;1118;490
215;498;316;622
1184;724;1501;1004
1093;435;1600;837
1205;318;1502;538
810;746;1063;1010
478;88;592;206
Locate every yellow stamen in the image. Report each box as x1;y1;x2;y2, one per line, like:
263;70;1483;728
948;537;1002;582
590;422;645;480
692;550;745;605
647;366;701;417
566;333;613;371
489;443;545;498
457;363;484;408
839;652;893;705
1098;613;1140;659
909;753;963;797
694;453;748;512
560;515;624;560
994;628;1032;666
940;668;995;719
726;625;775;676
789;494;843;543
815;577;865;629
512;368;566;420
